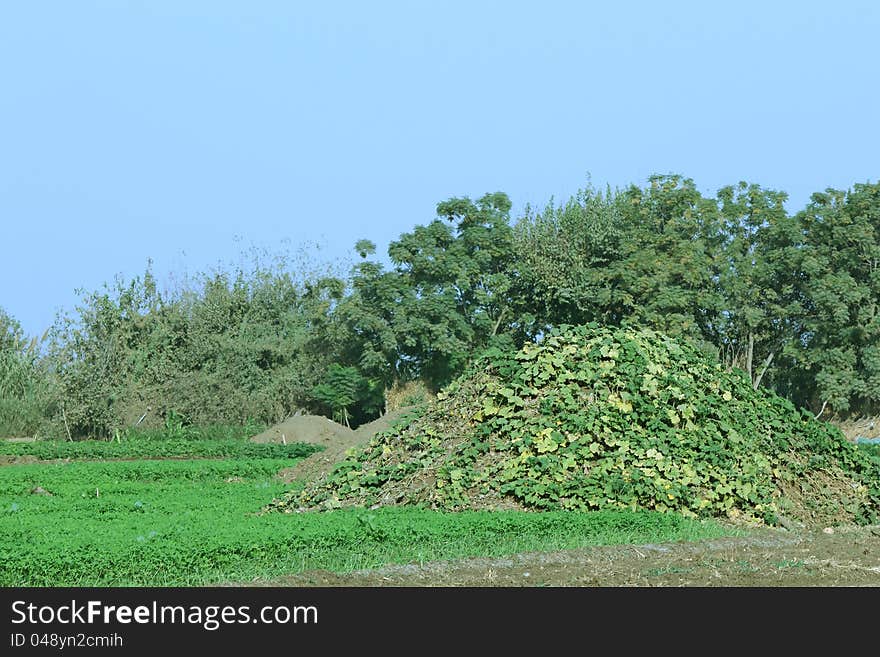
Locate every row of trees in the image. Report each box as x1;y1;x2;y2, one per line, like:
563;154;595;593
2;174;878;438
513;177;880;414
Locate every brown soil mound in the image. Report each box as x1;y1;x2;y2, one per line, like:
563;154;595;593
250;413;353;446
259;408;414;484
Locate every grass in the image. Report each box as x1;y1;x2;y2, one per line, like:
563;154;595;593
0;457;738;586
0;438;318;461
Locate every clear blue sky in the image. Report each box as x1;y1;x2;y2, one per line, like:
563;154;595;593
2;1;878;338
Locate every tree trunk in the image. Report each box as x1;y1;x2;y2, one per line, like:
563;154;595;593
753;351;774;390
491;308;507;337
746;333;754;383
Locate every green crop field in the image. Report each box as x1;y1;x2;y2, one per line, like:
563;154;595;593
0;440;736;586
0;437;318;461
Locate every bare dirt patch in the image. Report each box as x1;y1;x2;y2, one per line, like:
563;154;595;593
0;455;46;466
235;524;880;587
834;415;880;443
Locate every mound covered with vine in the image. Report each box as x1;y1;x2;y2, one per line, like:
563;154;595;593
272;325;880;525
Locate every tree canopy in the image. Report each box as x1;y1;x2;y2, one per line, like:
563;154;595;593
3;175;879;437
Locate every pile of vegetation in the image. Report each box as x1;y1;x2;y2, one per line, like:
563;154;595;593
277;325;880;526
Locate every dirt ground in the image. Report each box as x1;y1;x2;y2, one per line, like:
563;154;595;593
237;524;880;587
835;415;880;443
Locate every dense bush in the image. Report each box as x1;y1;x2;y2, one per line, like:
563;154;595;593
0;308;56;437
44;251;350;437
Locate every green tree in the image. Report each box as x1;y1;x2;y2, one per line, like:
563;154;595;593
312;364;368;427
512;183;629;329
713;181;802;390
513;176;726;352
782;182;880;414
0;307;28;355
611;175;725;349
342;192;519;390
